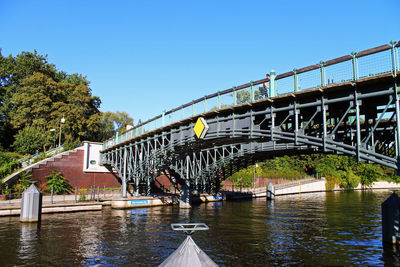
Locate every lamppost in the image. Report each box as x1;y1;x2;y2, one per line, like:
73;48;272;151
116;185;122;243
50;128;56;149
58;115;65;153
253;163;258;190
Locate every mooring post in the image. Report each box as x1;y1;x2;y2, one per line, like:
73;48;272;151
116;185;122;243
382;192;400;245
20;184;42;223
267;182;275;200
179;182;191;208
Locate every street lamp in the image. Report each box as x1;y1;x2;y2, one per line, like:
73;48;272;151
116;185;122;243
49;128;56;149
58;115;65;153
253;163;258;190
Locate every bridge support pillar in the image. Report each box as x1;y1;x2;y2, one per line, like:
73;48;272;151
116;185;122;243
179;183;191;209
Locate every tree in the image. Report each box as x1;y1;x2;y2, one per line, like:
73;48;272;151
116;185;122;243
45;170;72;194
356;163;384;187
0;50;58;149
13;125;47;154
13;171;32;192
95;111;134;141
10;72;102;149
1;50;103;151
235;89;261;105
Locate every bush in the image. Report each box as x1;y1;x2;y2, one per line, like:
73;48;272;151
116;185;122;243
13;126;46;155
63;140;81;151
37;182;49;193
13;171;32;193
0;160;21;179
45;170;72;194
78;189;87;202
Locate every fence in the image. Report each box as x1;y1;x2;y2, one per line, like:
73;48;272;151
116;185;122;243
0;186;121;205
103;41;400;150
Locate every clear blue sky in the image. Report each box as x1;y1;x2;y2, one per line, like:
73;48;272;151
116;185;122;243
1;0;399;123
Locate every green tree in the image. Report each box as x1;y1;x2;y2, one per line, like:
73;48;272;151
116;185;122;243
356;163;384;187
0;50;58;149
1;50;103;151
95;111;134;141
45;170;72;194
13;171;32;192
12;125;47;154
10;72;102;148
235;90;261;105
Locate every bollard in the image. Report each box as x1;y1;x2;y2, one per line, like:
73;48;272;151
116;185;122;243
97;187;100;202
51;187;54;204
104;185;106;199
20;184;42;223
267;182;275;200
179;184;191;209
382;192;400;245
75;187;78;203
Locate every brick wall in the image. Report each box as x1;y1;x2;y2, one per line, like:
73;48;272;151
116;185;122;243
31;149;121;189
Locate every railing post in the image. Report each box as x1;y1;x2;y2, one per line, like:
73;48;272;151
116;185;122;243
351;51;359;80
394;81;400;172
181;106;184;120
217;92;221;109
203;96;207;113
293;69;299;92
391;40;398;77
320;61;326;87
269;70;276;97
192;101;194;116
250;81;255;102
162;110;166;126
233;86;237;105
115;132;119;145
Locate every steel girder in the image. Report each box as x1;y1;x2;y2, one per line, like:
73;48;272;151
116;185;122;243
101;76;400;196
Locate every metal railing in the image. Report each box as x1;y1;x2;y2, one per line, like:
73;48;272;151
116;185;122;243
103;40;400;150
19;145;65;167
0;187;121;205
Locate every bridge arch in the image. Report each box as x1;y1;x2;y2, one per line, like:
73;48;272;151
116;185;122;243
101;42;400;197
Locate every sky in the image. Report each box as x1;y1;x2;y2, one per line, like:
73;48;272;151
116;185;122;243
1;0;399;124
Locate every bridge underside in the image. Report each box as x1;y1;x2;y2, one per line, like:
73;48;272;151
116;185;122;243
101;74;400;197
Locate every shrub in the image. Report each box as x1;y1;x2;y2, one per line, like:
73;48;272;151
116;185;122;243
78;189;87;202
13;171;32;193
37;182;49;193
0;160;21;179
45;170;73;194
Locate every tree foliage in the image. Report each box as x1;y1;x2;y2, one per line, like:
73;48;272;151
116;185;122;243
226;154;389;189
95;111;134;141
13;125;46;154
0;49;111;152
45;170;72;194
13;171;32;192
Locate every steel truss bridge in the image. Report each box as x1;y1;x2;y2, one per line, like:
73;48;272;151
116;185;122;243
101;41;400;199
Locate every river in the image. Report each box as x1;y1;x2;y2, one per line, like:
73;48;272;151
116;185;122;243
0;190;397;266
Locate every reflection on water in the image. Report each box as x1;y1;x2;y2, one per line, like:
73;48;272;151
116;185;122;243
18;223;40;262
0;190;397;266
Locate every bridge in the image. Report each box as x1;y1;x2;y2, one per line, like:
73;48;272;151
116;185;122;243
101;40;400;205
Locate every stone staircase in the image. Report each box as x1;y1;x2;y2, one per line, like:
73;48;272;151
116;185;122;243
2;146;84;185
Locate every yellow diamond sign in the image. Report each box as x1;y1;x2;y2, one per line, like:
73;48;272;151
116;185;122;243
193;117;209;139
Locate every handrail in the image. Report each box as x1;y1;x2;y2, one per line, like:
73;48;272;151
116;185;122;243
103;40;399;150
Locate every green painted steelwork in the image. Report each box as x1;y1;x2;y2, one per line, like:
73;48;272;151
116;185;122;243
269;70;276;97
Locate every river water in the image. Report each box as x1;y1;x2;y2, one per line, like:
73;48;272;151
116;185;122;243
0;190;398;266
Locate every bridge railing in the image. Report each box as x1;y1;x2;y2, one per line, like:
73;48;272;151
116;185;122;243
103;40;400;150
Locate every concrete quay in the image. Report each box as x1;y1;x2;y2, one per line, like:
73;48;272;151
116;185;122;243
0;202;102;216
